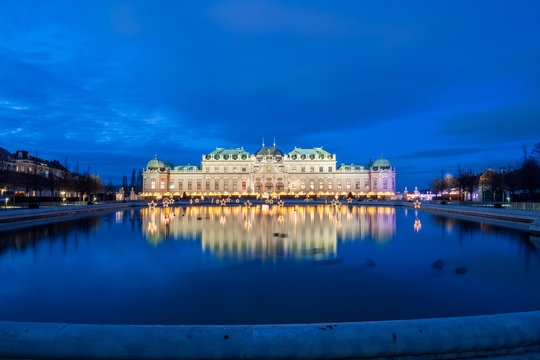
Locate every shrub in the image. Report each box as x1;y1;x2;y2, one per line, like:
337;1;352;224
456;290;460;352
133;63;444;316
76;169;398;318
28;203;39;209
494;203;503;208
87;201;94;205
440;200;448;205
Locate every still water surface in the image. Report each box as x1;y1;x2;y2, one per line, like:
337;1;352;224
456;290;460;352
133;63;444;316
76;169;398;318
0;205;539;325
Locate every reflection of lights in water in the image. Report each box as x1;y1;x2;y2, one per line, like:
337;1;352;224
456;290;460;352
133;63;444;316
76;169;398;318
115;211;123;223
147;221;157;234
141;205;396;260
414;219;422;232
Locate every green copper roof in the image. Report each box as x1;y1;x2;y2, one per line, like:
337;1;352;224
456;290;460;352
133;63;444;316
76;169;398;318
372;157;392;169
175;165;200;171
364;158;373;169
147;155;167;170
338;164;364;170
288;147;332;160
206;148;250;159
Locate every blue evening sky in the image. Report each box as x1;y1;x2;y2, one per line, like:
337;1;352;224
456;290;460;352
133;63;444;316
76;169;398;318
0;1;539;189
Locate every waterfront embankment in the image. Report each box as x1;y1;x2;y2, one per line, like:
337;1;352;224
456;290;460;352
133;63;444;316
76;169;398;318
0;311;539;359
0;202;143;224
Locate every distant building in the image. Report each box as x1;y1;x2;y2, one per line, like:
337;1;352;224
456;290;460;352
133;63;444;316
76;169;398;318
0;146;71;197
142;143;396;197
478;167;508;202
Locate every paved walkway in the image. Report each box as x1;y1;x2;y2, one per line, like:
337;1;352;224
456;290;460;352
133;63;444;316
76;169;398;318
401;202;540;235
0;202;141;223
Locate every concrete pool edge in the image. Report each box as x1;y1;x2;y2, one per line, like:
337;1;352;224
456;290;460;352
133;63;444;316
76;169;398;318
0;202;143;223
1;311;540;359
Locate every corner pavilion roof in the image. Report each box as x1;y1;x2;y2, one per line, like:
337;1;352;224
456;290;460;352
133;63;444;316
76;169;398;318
175;165;200;171
206;148;250;158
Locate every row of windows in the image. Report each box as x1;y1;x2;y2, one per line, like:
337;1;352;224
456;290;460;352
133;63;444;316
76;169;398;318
203;166;335;173
205;166;248;173
151;180;248;191
290;180;367;191
291;166;333;173
148;178;394;191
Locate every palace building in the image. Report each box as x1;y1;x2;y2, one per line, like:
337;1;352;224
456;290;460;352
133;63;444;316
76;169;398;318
142;143;396;197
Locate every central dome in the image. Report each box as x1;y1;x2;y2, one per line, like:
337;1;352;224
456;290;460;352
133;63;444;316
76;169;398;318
254;146;284;157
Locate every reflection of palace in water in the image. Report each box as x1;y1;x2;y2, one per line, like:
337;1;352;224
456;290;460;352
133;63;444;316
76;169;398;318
141;205;396;261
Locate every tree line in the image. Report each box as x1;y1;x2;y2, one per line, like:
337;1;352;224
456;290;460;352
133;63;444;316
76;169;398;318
430;143;540;202
0;166;105;201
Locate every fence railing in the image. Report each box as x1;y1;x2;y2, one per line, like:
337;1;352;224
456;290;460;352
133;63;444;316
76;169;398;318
427;201;540;211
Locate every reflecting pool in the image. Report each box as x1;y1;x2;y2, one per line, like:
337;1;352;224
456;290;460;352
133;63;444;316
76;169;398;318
0;205;539;325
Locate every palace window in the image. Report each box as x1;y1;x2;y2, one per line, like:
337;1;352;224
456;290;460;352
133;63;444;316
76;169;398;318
301;166;305;172
188;181;192;190
292;166;296;172
310;181;315;190
337;181;342;190
178;181;183;190
328;167;332;172
292;183;297;190
233;167;237;172
356;181;360;190
383;179;388;189
319;180;324;190
242;181;246;190
242;167;246;172
301;181;306;190
319;167;323;172
328;181;333;190
151;180;156;190
364;181;369;189
232;181;238;190
310;166;314;173
224;180;229;190
373;179;378;188
214;167;218;172
197;181;202;190
169;183;174;190
214;181;219;190
224;166;228;172
206;181;210;190
346;180;351;189
160;181;165;189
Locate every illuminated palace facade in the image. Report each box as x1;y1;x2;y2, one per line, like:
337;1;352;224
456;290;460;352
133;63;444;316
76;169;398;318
142;143;396;197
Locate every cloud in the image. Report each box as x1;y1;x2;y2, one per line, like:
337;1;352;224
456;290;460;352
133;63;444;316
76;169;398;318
439;105;540;141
